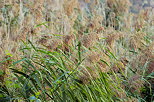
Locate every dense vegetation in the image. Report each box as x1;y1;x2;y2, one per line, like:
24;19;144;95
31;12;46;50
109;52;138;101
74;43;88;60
0;0;154;101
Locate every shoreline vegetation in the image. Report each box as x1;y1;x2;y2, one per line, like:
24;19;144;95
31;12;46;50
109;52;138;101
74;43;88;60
0;0;154;101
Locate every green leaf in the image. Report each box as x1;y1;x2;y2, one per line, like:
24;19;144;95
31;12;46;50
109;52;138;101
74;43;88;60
0;69;4;75
51;33;63;36
34;21;50;28
0;57;11;63
147;72;154;78
5;50;13;57
35;92;41;96
0;94;4;98
13;58;27;65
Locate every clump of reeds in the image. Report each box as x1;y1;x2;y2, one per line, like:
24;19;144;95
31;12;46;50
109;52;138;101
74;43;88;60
62;34;75;52
107;0;131;15
106;0;131;29
0;55;12;83
63;0;79;16
81;33;99;48
129;32;147;51
88;15;103;32
134;7;154;30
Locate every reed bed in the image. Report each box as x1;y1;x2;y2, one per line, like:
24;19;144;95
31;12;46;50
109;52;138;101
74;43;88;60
0;0;154;101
